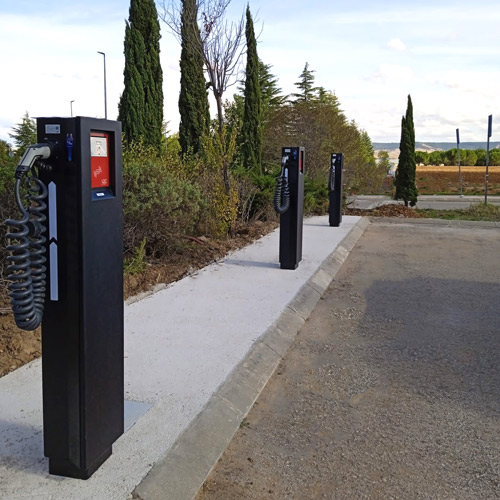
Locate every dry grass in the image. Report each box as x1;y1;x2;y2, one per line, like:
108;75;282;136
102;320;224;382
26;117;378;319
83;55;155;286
416;166;500;195
417;166;500;173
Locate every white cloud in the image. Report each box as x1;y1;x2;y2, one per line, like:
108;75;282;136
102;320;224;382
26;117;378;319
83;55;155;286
414;46;500;57
387;38;406;51
427;70;500;100
370;64;415;83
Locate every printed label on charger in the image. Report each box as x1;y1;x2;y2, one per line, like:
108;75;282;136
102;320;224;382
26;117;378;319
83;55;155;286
45;124;61;134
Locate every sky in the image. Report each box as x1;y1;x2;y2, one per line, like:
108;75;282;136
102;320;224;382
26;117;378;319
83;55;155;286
1;0;499;146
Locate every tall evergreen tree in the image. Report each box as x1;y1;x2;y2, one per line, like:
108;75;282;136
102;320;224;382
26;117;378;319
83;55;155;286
178;0;210;155
394;95;418;206
9;112;37;155
119;0;164;153
291;63;320;102
259;61;285;119
241;5;262;171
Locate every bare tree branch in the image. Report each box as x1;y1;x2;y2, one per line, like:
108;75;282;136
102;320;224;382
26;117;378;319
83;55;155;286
159;0;245;131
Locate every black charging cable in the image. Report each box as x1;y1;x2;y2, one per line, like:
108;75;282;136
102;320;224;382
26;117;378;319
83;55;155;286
273;155;291;214
329;161;335;192
5;145;51;330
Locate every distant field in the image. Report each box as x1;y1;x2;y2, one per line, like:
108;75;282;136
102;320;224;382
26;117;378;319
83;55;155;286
416;166;500;195
417;166;500;172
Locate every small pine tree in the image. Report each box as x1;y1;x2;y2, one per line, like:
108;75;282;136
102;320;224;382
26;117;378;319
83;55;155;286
9;112;37;154
178;0;210;156
119;0;164;154
241;5;262;172
394;95;418;206
291;63;320;102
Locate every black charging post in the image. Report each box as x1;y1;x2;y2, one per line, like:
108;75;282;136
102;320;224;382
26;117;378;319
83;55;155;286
329;153;344;227
35;117;124;479
279;146;305;269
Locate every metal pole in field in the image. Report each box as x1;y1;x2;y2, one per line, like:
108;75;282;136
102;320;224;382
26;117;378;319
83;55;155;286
485;115;492;205
456;128;463;198
97;51;108;119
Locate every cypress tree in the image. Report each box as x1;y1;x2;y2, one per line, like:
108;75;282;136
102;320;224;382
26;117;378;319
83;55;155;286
241;5;262;172
178;0;210;155
119;0;164;153
394;95;418;206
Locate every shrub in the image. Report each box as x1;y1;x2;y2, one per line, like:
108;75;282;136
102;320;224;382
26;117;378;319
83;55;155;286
0;144;18;292
234;167;277;222
304;176;329;214
122;142;208;259
202;126;240;236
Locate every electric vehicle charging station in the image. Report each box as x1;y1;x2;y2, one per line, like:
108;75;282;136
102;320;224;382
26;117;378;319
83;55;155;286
5;117;124;479
274;147;305;269
329;153;344;227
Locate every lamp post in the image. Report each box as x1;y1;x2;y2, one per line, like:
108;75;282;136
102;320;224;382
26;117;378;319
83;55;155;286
70;100;75;117
97;51;107;119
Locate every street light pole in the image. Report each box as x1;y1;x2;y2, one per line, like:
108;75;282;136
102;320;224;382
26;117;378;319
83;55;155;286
97;51;108;119
70;100;75;117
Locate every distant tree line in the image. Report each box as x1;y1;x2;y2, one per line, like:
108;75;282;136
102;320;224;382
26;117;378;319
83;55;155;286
416;148;500;166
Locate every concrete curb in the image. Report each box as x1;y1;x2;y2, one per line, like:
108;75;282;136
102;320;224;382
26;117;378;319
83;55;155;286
132;217;370;500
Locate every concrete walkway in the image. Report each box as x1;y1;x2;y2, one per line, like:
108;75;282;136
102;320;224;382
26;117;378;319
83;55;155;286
0;215;367;500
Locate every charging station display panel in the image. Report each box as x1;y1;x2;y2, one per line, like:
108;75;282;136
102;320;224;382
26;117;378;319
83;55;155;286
90;132;110;188
90;131;114;200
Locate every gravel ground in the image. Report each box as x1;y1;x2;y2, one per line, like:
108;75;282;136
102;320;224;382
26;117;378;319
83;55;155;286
196;219;500;500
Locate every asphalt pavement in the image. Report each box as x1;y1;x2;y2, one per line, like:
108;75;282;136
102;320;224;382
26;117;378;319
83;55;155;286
196;218;500;500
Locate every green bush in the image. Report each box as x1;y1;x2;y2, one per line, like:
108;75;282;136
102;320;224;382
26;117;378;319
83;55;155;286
201;126;241;235
238;167;277;221
123;143;208;259
0;143;18;287
304;175;329;215
124;238;147;275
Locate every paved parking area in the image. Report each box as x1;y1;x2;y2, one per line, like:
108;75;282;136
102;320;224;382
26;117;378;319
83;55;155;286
197;219;500;500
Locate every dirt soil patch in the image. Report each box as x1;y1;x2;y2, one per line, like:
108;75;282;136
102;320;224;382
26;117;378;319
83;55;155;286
0;220;277;378
345;204;426;218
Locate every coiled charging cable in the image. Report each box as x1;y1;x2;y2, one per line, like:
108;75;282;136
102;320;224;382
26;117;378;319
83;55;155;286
5;144;51;330
273;155;291;214
329;162;335;191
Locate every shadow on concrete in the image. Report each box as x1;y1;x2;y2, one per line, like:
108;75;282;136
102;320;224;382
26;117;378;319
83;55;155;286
303;222;332;227
222;259;279;269
0;419;49;477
